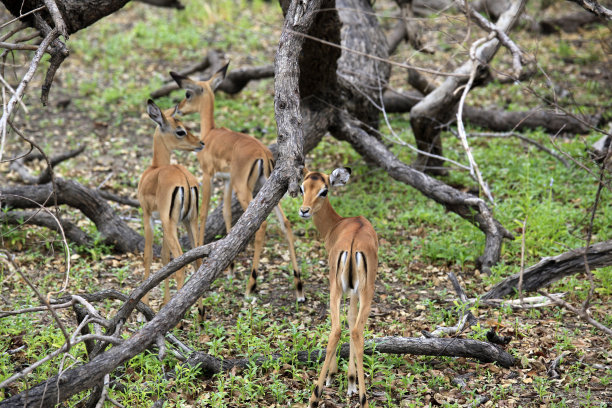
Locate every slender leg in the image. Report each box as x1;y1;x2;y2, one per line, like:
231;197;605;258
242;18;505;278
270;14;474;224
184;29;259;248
246;220;267;297
273;205;304;302
222;178;235;278
142;213;153;305
185;212;204;322
346;292;359;396
160;236;170;305
197;174;212;247
352;289;373;408
309;287;342;408
161;219;184;306
235;186;267;299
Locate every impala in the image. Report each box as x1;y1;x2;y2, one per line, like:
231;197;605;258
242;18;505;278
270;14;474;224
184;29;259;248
170;63;304;302
138;99;204;305
299;167;378;408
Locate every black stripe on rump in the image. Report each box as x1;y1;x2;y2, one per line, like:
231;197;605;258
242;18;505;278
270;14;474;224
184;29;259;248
248;158;263;183
170;186;181;220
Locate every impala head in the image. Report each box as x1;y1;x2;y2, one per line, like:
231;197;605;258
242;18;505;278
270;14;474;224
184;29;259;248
170;62;229;115
147;99;204;152
299;167;351;219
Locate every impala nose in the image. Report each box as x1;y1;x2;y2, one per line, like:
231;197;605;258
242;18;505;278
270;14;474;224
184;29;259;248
299;207;311;219
195;141;205;152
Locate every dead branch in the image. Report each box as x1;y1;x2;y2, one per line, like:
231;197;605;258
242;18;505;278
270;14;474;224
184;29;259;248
0;178;145;253
0;210;92;247
482;240;612;299
382;89;594;134
409;0;526;172
535;10;604;33
457;0;524;77
151;60;274;98
185;335;515;379
425;272;478;337
539;290;612;336
567;0;612;20
0;28;59;162
332;112;513;273
9;144;86;185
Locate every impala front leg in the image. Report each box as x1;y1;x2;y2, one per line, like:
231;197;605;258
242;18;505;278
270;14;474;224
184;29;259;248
274;205;304;302
142;213;153;305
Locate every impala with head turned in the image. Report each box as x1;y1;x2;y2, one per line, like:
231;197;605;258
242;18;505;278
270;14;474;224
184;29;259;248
299;167;378;408
138;99;204;306
170;63;305;302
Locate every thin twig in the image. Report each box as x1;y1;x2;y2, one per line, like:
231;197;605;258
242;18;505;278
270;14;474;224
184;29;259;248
462;131;570;167
0;28;59;163
539;290;612;336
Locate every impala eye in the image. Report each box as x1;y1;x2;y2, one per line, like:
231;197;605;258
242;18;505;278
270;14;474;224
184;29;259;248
176;129;187;138
299;185;304;196
185;91;192;100
319;189;328;198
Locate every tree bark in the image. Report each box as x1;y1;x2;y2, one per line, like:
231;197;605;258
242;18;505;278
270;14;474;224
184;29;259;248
0;178;144;253
482;240;612;299
185;336;515;378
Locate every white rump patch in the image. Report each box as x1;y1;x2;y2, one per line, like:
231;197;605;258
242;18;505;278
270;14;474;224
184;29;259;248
353;252;363;293
339;251;349;293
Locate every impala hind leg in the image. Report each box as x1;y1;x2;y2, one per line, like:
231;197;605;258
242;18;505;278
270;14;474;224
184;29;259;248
161;219;185;306
309;289;342;408
347;292;359;397
273;205;304;302
222;178;236;278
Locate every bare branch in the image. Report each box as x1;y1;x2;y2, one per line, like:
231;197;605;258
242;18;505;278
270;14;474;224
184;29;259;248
0;28;59;162
539;290;612;336
567;0;612;20
43;0;69;38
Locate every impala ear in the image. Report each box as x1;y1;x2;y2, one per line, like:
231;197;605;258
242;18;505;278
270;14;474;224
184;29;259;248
170;71;203;94
209;61;229;91
147;99;166;128
329;167;351;187
302;167;309;179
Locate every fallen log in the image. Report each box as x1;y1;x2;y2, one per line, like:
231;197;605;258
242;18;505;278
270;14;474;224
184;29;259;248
186;335;516;378
382;90;594;134
482;240;612;299
0;178;144;253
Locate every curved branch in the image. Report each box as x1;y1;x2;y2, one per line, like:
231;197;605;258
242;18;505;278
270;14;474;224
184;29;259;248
0;178;144;253
482;240;612;299
0;210;92;247
185;335;515;378
332;111;513;273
